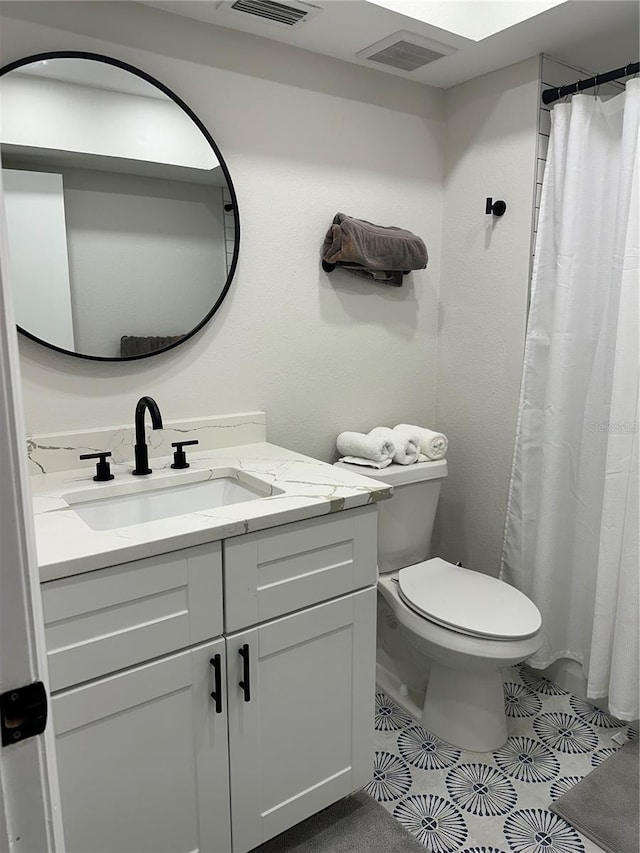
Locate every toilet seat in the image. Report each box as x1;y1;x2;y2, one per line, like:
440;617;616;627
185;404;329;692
397;558;542;640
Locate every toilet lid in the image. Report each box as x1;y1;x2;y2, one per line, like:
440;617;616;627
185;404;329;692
398;558;542;640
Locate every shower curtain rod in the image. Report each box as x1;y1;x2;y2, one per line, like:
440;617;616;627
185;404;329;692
542;61;639;105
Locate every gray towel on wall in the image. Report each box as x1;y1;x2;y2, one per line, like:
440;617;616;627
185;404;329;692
321;212;428;287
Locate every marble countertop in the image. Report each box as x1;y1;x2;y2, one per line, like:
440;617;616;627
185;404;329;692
31;441;392;582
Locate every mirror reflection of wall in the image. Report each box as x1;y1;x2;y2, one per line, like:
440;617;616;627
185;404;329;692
4;161;228;357
3;167;76;351
0;55;238;360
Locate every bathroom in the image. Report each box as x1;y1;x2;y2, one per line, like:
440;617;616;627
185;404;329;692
0;1;638;851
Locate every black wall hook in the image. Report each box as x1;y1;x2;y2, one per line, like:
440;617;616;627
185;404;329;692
486;198;507;217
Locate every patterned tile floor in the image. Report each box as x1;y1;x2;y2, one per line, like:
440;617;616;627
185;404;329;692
368;663;638;853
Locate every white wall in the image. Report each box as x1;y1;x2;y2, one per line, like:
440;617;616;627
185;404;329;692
0;1;443;463
433;57;539;575
1;73;219;171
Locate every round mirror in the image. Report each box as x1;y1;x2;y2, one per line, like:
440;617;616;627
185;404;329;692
0;51;239;361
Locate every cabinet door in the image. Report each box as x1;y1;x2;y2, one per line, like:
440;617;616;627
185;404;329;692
52;639;231;853
227;587;376;853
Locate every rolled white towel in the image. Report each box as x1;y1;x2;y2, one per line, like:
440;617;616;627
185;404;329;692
369;426;420;465
336;430;395;464
339;455;393;469
394;423;448;460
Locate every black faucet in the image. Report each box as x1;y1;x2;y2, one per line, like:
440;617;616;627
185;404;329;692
132;396;163;475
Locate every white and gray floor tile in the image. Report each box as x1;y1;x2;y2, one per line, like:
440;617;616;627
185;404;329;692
368;664;638;853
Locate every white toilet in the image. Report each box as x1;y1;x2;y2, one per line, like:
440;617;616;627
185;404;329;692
334;457;542;752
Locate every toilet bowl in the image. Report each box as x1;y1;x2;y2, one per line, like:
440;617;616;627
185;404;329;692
379;561;541;751
334;458;542;752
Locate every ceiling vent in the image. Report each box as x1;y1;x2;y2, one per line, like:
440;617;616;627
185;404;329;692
357;31;456;72
217;0;323;27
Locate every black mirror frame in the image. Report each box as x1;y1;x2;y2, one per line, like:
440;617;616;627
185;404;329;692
0;50;240;362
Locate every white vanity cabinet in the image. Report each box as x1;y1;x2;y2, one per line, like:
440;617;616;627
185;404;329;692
42;542;231;853
40;505;378;853
52;638;232;853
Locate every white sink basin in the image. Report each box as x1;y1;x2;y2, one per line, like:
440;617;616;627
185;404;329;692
63;469;281;531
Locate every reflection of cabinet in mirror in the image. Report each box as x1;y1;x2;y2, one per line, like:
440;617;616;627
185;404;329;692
0;52;240;361
41;508;377;853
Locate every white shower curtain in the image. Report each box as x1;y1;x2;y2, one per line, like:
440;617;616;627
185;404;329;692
501;79;639;721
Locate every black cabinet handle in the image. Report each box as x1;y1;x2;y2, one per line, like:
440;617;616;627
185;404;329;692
238;644;251;703
209;655;222;714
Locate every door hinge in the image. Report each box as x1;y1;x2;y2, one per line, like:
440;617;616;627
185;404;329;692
1;681;48;746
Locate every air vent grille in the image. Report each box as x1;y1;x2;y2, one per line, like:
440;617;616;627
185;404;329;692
357;31;456;73
230;0;309;25
367;40;447;71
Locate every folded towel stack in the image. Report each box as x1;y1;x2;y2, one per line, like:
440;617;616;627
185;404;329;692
337;424;447;468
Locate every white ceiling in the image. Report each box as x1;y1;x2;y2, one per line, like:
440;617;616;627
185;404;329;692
141;0;640;88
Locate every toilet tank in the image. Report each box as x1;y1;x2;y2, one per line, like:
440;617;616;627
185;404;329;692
334;459;447;573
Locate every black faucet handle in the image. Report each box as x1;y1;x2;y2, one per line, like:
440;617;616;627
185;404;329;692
79;451;114;482
171;440;199;470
